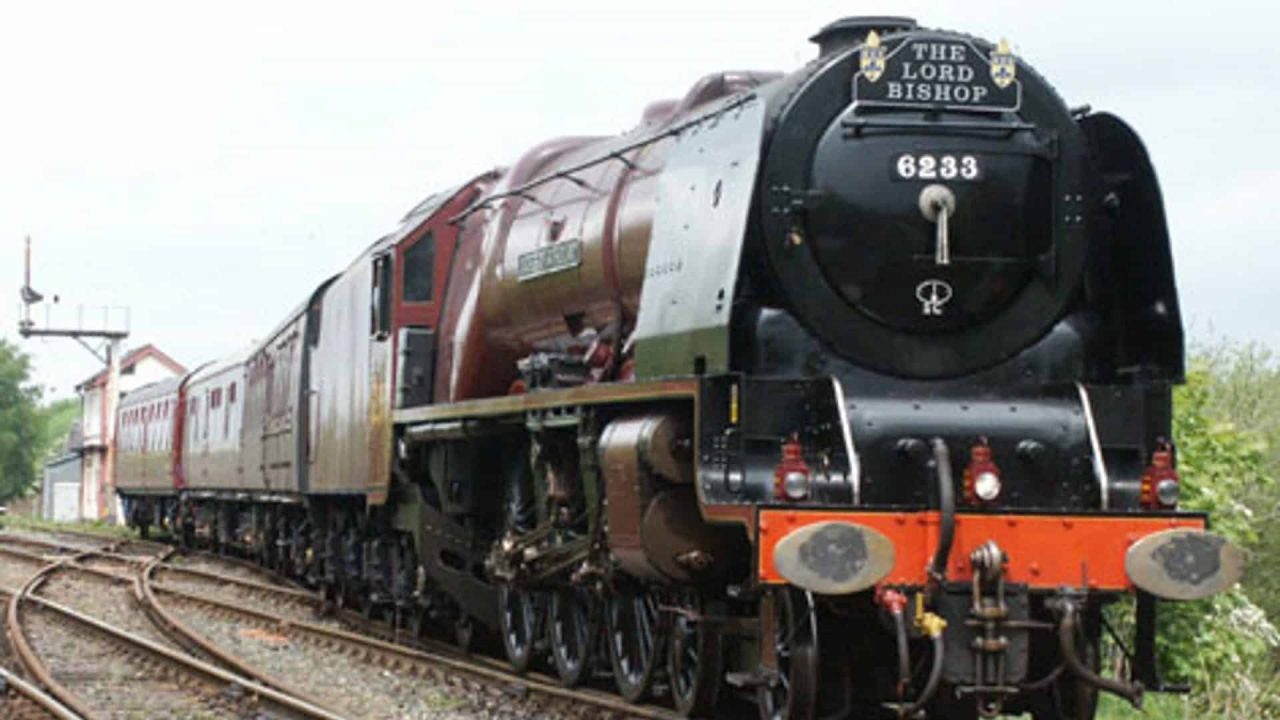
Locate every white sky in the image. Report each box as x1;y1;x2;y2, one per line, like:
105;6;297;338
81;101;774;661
1;0;1276;398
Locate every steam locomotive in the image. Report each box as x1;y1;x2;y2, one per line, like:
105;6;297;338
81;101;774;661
115;17;1244;719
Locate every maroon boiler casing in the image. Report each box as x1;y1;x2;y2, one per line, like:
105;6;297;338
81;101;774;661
434;72;778;402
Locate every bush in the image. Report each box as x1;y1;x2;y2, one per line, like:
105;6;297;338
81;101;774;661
1103;352;1280;719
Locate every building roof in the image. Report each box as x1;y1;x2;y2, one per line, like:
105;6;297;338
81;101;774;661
76;343;186;391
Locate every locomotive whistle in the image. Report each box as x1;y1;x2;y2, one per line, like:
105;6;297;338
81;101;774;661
918;184;956;266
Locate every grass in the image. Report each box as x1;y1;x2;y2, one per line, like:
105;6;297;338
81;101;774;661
0;512;139;540
1098;693;1192;720
1097;680;1280;720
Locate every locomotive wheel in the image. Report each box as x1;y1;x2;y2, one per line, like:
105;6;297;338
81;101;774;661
260;521;278;571
548;587;596;687
407;604;431;638
359;591;381;621
392;535;417;609
497;447;541;672
454;613;476;652
669;593;723;717
757;587;818;720
288;523;310;580
320;580;338;610
607;585;665;703
499;584;539;673
333;579;357;612
179;513;194;548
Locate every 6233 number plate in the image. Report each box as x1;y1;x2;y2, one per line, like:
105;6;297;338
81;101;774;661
893;153;982;181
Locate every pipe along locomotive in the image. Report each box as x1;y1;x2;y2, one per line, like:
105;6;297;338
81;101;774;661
114;17;1245;719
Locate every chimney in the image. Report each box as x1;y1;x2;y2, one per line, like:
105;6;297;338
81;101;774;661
810;16;917;57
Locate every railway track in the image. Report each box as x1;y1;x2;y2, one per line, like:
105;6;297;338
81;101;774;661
140;555;681;719
4;551;341;720
2;527;684;719
0;535;146;571
0;544;56;590
142;556;670;717
0;544;78;720
0;664;80;720
3;527;166;555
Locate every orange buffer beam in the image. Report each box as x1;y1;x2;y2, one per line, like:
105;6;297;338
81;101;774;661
757;510;1206;592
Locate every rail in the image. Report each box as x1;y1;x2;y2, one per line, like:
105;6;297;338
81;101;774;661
5;554;342;720
141;557;681;720
0;659;81;719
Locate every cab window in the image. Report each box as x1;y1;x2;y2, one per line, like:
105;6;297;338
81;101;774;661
402;232;435;303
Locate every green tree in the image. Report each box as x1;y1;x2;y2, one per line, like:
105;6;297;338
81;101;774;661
0;338;44;501
35;397;80;460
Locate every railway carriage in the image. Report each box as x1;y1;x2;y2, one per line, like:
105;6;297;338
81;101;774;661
116;376;182;531
115;17;1245;719
182;352;249;489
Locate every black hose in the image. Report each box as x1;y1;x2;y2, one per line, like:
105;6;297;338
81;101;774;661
1059;603;1143;708
927;438;955;585
891;609;911;699
901;633;945;717
1019;663;1066;691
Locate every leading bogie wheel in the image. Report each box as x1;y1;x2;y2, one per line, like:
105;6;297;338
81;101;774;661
607;584;666;703
757;587;818;720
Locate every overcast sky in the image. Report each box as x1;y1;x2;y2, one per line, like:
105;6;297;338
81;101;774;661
1;0;1276;398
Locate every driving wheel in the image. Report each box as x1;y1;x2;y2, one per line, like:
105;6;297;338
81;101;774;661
548;586;597;687
499;583;540;672
607;585;665;703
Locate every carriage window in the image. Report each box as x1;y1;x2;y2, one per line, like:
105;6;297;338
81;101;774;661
402;232;435;303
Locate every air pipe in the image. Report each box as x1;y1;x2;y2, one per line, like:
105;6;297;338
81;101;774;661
927;438;955;586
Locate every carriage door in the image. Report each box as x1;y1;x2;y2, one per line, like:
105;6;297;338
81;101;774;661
392;223;452;408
